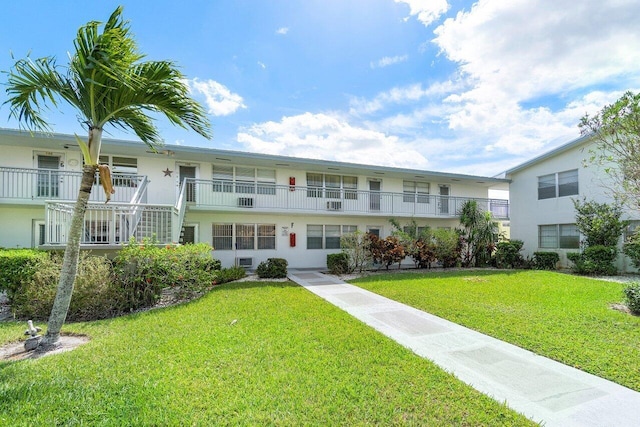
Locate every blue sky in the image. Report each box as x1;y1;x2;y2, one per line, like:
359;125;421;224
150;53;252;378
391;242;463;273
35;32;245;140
2;0;639;176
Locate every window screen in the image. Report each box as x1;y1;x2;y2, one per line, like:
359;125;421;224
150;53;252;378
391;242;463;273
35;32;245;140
538;174;556;200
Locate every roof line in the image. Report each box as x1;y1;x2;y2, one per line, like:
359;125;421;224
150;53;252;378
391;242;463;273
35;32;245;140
505;133;593;175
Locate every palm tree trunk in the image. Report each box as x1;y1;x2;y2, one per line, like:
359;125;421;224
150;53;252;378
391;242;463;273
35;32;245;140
38;163;97;350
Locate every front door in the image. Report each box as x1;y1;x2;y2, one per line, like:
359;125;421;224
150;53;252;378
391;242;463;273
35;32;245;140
369;180;381;211
179;165;197;203
439;185;450;215
37;154;61;198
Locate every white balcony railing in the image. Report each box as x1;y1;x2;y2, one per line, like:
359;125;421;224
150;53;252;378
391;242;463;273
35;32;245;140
45;201;176;246
0;166;146;203
185;179;510;219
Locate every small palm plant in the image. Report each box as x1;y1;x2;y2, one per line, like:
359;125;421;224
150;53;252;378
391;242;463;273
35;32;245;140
4;6;212;350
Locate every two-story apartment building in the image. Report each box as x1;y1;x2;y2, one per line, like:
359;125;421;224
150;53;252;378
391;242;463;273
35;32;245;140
0;128;509;269
506;134;640;271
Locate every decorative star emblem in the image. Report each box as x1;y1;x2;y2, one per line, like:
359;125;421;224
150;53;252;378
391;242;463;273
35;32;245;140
163;168;173;177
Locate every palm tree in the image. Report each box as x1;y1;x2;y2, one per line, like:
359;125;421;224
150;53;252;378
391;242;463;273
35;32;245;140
4;7;212;351
459;200;498;267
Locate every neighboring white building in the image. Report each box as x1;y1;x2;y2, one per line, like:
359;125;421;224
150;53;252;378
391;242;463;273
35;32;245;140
506;134;640;272
0;128;509;269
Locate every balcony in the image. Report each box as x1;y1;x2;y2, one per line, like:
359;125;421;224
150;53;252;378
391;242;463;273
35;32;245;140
185;179;510;219
44;201;176;247
0;166;147;204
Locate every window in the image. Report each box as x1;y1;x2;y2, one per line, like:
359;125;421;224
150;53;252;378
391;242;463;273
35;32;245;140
213;223;276;250
99;155;138;186
539;225;557;248
235;167;256;194
307;225;357;249
325;175;341;199
307;173;323;198
539;224;580;249
212;224;233;250
307;225;323;249
212;165;275;195
258;224;276;249
559;224;580;249
236;224;255;250
402;225;429;237
306;173;358;200
558;170;579;197
257;169;276;195
325;225;341;249
342;225;357;234
403;180;430;203
212;165;233;193
344;176;358;200
538;174;556;199
538;170;578;200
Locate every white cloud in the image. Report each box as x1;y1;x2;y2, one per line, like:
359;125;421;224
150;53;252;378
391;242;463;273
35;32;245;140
276;27;289;35
237;112;429;169
349;80;462;115
370;55;408;69
185;79;246;116
428;0;640;156
395;0;450;26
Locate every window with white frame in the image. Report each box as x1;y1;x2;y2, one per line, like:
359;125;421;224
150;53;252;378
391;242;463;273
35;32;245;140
212;165;276;195
325;225;341;249
236;224;255;249
403;180;430;203
539;224;579;249
538;170;578;200
257;224;276;249
99;155;138;186
306;173;358;199
212;223;276;250
212;224;233;250
307;225;324;249
307;224;358;249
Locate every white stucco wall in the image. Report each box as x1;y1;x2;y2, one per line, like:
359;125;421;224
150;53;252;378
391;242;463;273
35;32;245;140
184;211;460;269
0;206;45;248
508;138;640;271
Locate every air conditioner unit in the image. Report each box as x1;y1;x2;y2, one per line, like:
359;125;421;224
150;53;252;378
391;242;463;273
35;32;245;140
235;257;253;268
326;201;342;211
237;197;254;208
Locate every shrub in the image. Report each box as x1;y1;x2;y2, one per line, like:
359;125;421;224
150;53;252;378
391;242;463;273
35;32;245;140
340;231;372;273
623;234;640;269
113;239;221;310
368;235;406;270
433;229;462;268
327;253;350;275
411;239;437;269
533;252;559;270
10;252;121;321
573;199;628;247
623;282;640;314
493;240;525;269
567;245;618;275
0;249;49;298
216;266;246;283
256;258;288;278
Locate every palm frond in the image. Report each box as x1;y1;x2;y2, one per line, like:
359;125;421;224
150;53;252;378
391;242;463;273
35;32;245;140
6;5;211;146
4;57;71;132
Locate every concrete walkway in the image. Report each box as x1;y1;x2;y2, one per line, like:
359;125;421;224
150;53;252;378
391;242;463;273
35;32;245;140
288;270;640;427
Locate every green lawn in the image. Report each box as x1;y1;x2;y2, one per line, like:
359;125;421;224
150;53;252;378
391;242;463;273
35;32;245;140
351;270;640;391
0;281;533;426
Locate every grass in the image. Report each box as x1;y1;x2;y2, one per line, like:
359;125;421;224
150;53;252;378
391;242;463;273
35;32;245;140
350;269;640;391
0;281;533;426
